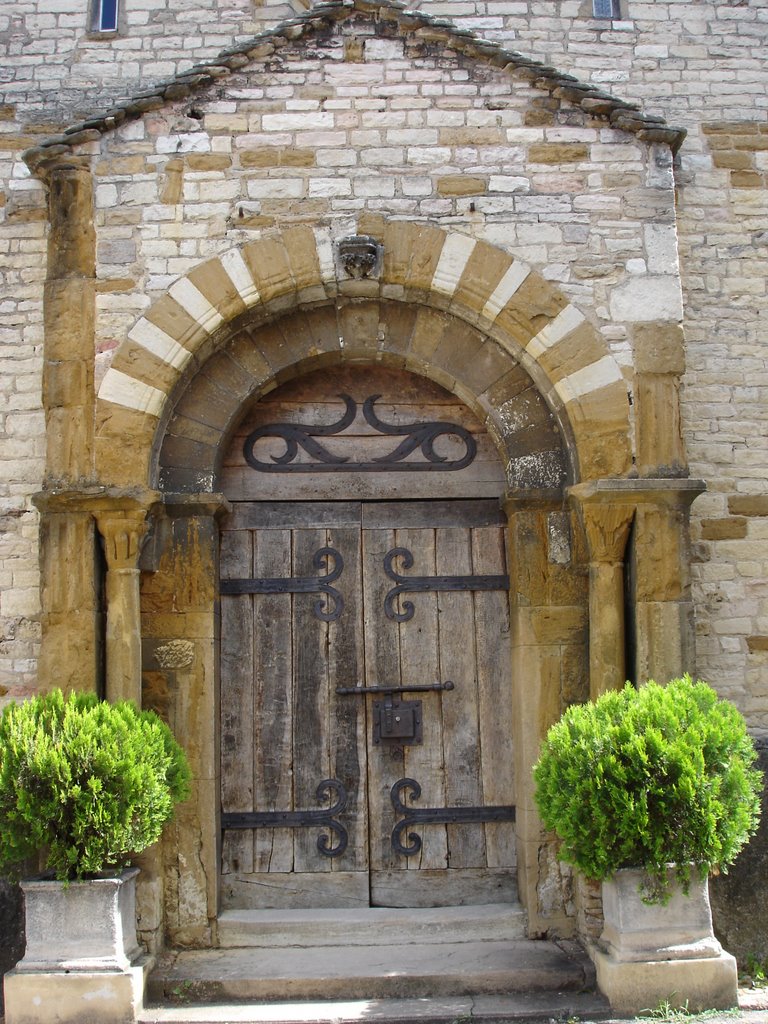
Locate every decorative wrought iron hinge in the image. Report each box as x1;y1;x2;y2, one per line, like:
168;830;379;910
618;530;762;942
221;779;348;859
242;394;477;474
220;546;344;621
383;547;510;621
390;777;516;857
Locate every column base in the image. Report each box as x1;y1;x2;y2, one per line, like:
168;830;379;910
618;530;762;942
594;948;738;1015
3;956;151;1024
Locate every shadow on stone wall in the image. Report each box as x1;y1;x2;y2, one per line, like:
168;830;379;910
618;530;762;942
710;736;768;966
0;878;25;1011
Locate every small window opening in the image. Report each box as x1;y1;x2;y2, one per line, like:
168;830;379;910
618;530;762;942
592;0;621;18
92;0;120;33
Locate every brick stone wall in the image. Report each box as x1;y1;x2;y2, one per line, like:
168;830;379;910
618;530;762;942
0;0;765;972
0;1;766;725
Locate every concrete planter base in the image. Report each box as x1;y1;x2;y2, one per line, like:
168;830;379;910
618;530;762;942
3;868;150;1024
594;867;738;1014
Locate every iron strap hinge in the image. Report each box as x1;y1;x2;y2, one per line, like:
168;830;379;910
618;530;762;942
335;681;454;695
221;779;348;858
390;777;516;857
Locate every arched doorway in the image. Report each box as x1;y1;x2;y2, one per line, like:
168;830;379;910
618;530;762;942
218;365;516;910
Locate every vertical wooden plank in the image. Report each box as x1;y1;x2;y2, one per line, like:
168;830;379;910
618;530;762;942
436;526;486;869
363;526;404;881
396;528;448;871
328;522;368;873
252;528;294;872
220;527;254;877
473;525;515;869
293;527;331;875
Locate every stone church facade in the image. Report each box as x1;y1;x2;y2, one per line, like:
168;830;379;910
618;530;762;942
0;0;766;971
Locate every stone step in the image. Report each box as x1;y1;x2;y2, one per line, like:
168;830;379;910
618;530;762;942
217;903;527;948
146;937;595;1004
138;990;613;1024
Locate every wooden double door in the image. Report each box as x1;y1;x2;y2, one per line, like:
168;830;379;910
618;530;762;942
220;498;515;910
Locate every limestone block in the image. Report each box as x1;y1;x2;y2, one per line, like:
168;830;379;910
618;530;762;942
594;950;738;1015
383;221;445;295
729;494;768;516
528;143;588;163
568;383;633;480
437;175;487;196
4;965;147;1024
609;275;683;323
142;292;204;351
450;241;510;318
634;373;685;475
633;322;685;375
242;235;294;305
187;257;248;322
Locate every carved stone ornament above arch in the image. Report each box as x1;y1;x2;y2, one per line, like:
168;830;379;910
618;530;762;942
94;222;633;493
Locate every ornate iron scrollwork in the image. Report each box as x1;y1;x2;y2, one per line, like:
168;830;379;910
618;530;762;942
242;394;477;474
390;778;516;857
220;546;344;621
383;547;510;622
222;778;348;859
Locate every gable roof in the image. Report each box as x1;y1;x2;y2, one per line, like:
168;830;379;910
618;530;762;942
23;0;686;175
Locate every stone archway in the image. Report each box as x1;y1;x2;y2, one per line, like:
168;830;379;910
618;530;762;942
94;222;633;492
35;216;703;950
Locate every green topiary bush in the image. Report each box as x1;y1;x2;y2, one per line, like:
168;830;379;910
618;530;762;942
533;675;763;902
0;688;191;882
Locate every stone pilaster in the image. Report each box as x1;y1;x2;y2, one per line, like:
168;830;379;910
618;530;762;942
570;479;705;695
35;161;98;693
43;162;96;486
632;324;686;478
140;494;230;949
630;480;705;683
504;493;588;938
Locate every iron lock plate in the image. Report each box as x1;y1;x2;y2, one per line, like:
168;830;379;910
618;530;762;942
372;698;423;746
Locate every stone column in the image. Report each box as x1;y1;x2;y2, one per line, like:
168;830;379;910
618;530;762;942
504;494;588;937
570;485;635;699
95;507;152;706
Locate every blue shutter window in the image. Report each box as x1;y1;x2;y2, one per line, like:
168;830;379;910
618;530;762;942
593;0;621;18
97;0;119;32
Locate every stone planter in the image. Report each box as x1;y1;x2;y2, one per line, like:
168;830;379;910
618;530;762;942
593;866;738;1014
3;868;150;1024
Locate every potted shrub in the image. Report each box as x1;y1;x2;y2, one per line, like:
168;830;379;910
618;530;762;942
0;688;190;1024
533;675;762;1013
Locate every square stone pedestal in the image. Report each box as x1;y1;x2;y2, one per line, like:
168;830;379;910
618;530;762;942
3;869;151;1024
594;867;738;1015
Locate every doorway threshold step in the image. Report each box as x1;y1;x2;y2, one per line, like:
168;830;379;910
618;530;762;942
217;903;526;948
146;937;594;1004
138;989;612;1024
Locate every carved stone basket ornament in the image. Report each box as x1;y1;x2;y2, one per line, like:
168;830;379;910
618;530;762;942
334;234;383;280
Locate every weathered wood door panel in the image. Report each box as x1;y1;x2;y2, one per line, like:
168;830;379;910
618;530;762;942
220;499;514;910
220;504;369;909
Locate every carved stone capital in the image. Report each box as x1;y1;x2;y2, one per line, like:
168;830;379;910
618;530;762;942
95;509;151;571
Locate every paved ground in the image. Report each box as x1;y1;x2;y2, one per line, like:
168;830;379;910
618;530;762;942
134;986;768;1024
